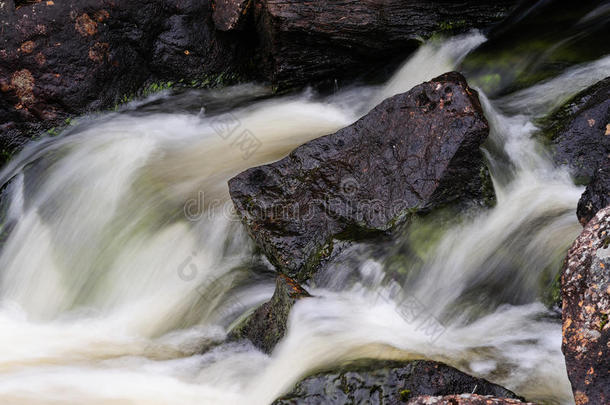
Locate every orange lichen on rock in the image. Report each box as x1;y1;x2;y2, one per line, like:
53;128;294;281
75;14;98;36
35;52;46;65
10;69;35;106
20;41;35;54
93;10;110;23
88;42;110;63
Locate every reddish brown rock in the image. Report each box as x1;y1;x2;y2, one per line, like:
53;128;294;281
561;206;610;404
407;394;535;404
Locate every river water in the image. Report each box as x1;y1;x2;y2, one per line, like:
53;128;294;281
0;32;608;405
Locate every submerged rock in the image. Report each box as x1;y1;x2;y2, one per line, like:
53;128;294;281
228;274;310;354
251;0;518;89
407;394;534;405
561;206;610;404
229;72;494;280
272;360;523;405
542;77;610;225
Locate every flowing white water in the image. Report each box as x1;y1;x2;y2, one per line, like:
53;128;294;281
0;32;607;404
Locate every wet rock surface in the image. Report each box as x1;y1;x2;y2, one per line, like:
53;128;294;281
229;72;493;280
0;0;251;164
252;0;519;90
228;274;310;353
542;77;610;225
212;0;252;31
407;394;534;405
544;77;610;184
272;360;523;405
577;161;610;226
1;0;517;163
561;206;610;404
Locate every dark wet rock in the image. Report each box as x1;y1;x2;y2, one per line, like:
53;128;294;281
407;394;534;404
252;0;519;90
0;0;251;165
228;274;310;354
543;77;610;184
540;77;610;225
212;0;253;31
272;360;523;405
577;161;610;226
561;206;610;404
229;72;494;280
0;0;517;163
462;1;610;96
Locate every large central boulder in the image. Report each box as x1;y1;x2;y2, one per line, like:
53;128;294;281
229;72;493;280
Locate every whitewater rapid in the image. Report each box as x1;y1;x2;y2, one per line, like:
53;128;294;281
0;32;607;404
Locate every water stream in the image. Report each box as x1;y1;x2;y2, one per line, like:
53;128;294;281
0;32;608;405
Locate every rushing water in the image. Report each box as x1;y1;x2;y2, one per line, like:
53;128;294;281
0;32;608;405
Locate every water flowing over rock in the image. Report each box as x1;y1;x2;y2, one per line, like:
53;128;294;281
228;274;310;353
542;77;610;225
248;0;519;90
407;395;534;405
229;72;494;280
271;360;523;405
561;206;610;404
461;1;610;96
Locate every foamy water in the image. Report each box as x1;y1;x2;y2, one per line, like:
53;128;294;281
0;32;607;405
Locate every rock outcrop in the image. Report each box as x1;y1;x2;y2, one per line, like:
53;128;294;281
542;77;610;225
407;394;534;405
561;206;610;404
229;274;310;353
229;72;494;280
1;1;517;163
0;0;251;164
272;360;524;405
247;0;519;90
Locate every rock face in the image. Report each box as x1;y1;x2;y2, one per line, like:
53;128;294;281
561;206;610;404
229;72;493;280
212;0;252;31
542;77;610;225
0;0;251;164
407;395;533;405
272;360;523;405
578;162;610;226
229;274;310;353
545;77;610;184
250;0;519;89
1;0;516;163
